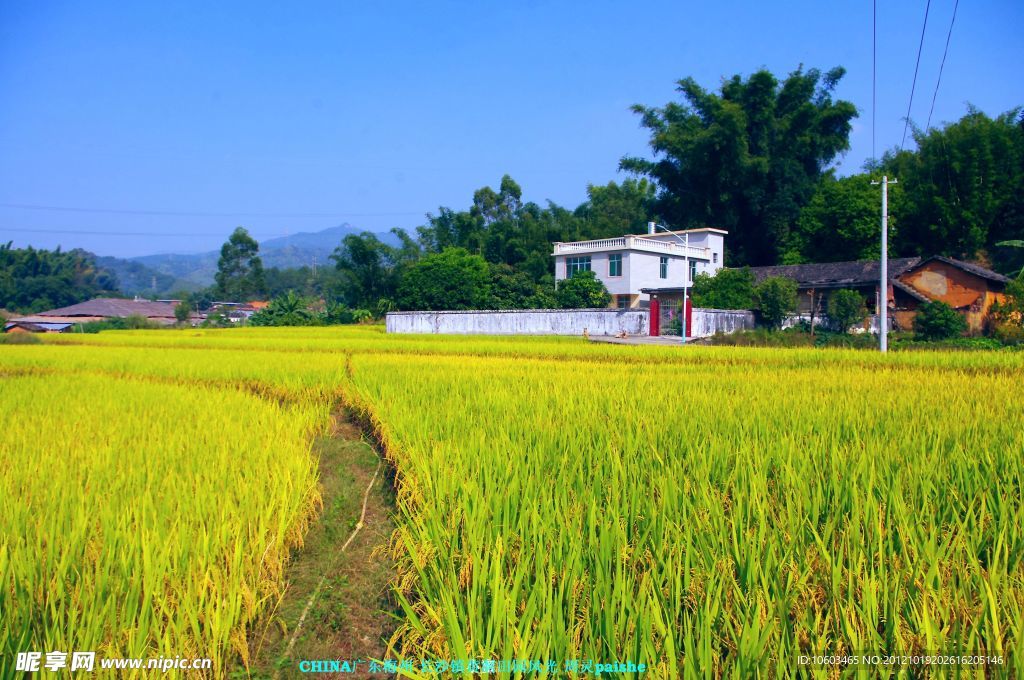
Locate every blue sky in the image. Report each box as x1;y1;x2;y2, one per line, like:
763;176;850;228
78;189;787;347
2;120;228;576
1;1;1021;258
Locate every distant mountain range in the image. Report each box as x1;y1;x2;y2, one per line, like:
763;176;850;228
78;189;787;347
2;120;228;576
97;224;398;295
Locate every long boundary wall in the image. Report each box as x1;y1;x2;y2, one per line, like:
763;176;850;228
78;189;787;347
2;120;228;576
385;309;647;336
385;308;888;337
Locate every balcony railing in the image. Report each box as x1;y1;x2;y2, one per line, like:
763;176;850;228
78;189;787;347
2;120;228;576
553;235;709;259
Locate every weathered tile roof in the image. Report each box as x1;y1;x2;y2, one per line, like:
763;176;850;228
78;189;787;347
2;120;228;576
916;256;1011;283
33;298;178;318
746;258;922;288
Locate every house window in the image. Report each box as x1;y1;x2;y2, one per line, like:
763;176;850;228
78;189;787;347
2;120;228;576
713;252;718;264
616;295;630;309
608;253;622;277
566;256;591;277
659;256;668;279
689;260;697;283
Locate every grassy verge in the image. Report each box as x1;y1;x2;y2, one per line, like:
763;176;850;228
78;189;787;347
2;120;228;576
708;327;1023;350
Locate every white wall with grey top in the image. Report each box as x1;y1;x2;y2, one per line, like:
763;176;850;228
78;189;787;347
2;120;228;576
386;309;647;336
386;308;763;338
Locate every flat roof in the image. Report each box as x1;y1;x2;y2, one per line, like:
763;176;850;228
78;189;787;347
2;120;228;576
649;228;728;236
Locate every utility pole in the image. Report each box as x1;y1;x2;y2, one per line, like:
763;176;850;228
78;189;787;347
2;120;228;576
871;176;897;352
682;230;689;344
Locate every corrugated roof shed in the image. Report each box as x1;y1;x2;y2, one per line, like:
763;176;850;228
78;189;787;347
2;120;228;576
3;321;74;332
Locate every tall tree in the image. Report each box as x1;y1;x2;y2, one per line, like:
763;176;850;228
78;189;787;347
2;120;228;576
416;175;581;281
214;227;265;301
396;247;491;311
883;107;1024;272
621;66;857;266
416;207;483;255
788;173;903;264
574;179;658;239
330;231;406;309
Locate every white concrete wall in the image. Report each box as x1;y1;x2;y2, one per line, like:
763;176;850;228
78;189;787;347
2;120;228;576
386;309;648;336
691;309;757;337
386;308;763;338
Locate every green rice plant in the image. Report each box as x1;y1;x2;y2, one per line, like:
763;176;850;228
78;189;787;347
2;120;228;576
0;373;324;677
2;328;1023;677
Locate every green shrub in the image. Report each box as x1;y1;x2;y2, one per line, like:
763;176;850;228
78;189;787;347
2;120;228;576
709;328;813;347
993;322;1024;346
691;268;756;310
816;331;878;349
174;301;192;324
754;277;798;329
555;270;611;309
79;315;162;333
249;291;321;327
913;301;967;341
895;336;1006;351
352;309;374;323
665;306;685;336
990;278;1024;328
396;247;492;311
827;289;868;333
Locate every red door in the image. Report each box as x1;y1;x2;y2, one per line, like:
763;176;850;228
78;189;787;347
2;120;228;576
649;298;660;336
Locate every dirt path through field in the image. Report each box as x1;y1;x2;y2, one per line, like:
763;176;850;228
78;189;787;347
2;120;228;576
243;411;399;679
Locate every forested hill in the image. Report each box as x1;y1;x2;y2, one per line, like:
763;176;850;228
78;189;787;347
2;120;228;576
2;225;401;303
127;224;396;289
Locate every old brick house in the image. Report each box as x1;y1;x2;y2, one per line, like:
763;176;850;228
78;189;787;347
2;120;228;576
747;256;1010;332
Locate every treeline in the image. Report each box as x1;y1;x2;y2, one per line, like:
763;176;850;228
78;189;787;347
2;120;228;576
791;108;1024;275
0;242;119;313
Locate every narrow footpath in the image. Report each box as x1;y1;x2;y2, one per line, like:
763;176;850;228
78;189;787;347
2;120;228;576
244;412;399;680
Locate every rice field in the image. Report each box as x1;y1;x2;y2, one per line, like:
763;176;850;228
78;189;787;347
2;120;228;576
2;326;1023;678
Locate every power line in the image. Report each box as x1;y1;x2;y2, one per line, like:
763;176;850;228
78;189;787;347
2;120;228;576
925;0;959;134
0;202;423;218
1;227;287;238
901;0;933;151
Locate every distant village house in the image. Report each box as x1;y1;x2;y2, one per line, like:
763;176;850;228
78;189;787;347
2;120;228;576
4;298;182;333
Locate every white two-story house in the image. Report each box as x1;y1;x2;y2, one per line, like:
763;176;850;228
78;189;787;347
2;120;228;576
552;226;727;308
